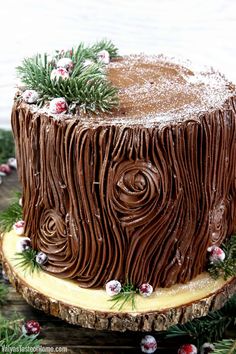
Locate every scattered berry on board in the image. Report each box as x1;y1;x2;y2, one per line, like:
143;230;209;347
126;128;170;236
207;245;225;263
178;344;198;354
13;220;25;236
16;237;31;252
22;320;40;337
36;251;48;265
139;283;153;297
140;335;157;353
105;280;122;296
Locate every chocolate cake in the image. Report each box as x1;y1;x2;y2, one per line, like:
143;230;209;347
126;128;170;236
11;53;236;290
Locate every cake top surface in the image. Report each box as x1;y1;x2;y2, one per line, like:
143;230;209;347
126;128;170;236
18;51;235;128
104;54;234;126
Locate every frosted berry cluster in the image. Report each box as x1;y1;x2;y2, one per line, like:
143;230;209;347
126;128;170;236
21;48;111;115
16;235;48;266
207;245;225;263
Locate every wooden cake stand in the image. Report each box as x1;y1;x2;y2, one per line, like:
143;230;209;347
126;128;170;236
1;230;236;332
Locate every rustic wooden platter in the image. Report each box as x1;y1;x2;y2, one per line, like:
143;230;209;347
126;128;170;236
1;230;236;333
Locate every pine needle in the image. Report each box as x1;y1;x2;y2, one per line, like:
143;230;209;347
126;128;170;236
0;314;42;354
164;294;236;348
208;235;236;280
212;339;236;354
0;283;8;304
90;39;119;58
0;198;22;232
17;39;119;114
14;249;41;275
109;281;138;310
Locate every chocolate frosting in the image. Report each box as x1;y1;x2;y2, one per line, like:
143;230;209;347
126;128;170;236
11;55;236;289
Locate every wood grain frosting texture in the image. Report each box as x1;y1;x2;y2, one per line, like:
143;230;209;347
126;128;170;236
11;55;236;289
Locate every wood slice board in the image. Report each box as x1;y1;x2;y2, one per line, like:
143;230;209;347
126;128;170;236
1;230;236;332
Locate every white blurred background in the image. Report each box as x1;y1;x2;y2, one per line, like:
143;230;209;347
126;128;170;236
0;0;236;128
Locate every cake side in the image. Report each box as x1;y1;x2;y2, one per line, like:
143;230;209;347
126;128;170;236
11;90;236;289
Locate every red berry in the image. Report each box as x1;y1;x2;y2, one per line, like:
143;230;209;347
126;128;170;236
22;320;40;336
207;245;225;263
0;164;11;175
178;344;198;354
140;335;157;353
139;283;153;297
49;98;68;114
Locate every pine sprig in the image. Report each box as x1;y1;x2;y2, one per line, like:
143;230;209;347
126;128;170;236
164;294;236;347
90;39;119;58
0;198;22;232
208;235;236;280
0;283;8;304
109;281;138;310
57;39;119;62
0;314;42;354
0;314;23;334
17;40;119;114
14;249;41;275
212;339;236;354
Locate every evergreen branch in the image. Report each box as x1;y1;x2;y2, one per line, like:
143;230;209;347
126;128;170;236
109;281;138;310
14;249;41;275
56;39;118;61
90;39;119;58
0;314;21;337
0;283;8;304
208;259;236;280
212;339;236;354
224;235;236;259
208;235;236;280
164;294;236;347
0;314;24;335
0;199;22;233
17;40;119;114
0;314;42;354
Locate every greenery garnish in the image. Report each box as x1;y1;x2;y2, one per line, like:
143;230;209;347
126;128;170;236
90;39;119;59
163;294;236;348
0;194;22;232
212;339;236;354
207;235;236;280
14;249;41;275
17;39;119;114
109;281;138;310
0;283;8;305
0;314;42;354
55;39;119;62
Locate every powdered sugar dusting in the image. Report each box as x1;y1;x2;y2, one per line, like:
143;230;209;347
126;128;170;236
154;273;221;297
22;54;235;128
105;54;234;127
